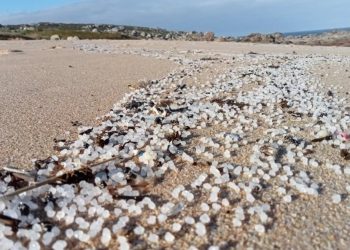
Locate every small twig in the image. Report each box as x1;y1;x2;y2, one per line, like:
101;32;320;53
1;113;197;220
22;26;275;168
0;156;121;201
12;173;35;183
0;214;20;228
311;135;333;143
0;176;60;201
2;166;36;182
2;166;31;175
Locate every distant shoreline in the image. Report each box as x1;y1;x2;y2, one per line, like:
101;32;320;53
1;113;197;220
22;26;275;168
284;27;350;37
1;22;350;47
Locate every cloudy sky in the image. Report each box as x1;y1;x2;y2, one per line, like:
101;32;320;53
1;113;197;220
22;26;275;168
0;0;349;35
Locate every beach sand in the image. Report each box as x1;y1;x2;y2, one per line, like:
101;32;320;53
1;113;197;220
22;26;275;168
0;41;176;168
1;40;350;249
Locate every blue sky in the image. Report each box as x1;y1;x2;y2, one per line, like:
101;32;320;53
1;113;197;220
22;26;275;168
0;0;349;36
1;0;78;12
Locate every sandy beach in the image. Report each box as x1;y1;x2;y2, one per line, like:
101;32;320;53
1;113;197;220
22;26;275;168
0;40;350;249
0;41;176;168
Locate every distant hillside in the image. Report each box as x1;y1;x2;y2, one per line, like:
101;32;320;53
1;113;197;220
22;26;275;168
284;27;350;37
237;27;350;47
0;22;218;41
2;22;350;47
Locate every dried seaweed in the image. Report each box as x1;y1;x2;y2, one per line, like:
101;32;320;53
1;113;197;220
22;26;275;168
6;174;30;190
225;100;249;109
59;168;95;185
53;138;66;143
95;135;110;148
340;149;350;160
10;49;23;53
154;117;163;125
288;110;303;118
211;98;249;109
125;100;144;110
0;214;20;231
240;72;254;78
18;202;30;216
260;145;276;157
107;180;153;200
174;84;187;92
115;195;148;202
285;135;302;146
200;57;219;61
311;135;333;143
71;121;82;126
280;99;289;109
303;149;315;155
79;127;93;135
157;99;173;108
165;131;181;142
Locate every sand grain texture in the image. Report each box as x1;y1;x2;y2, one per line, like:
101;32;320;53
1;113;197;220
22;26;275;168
0;41;175;168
